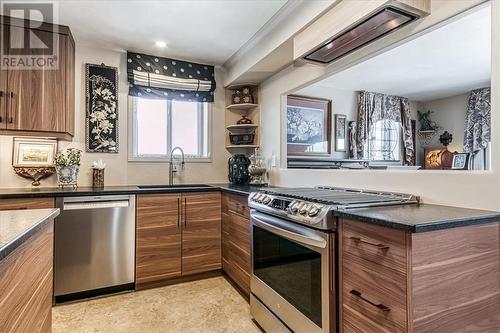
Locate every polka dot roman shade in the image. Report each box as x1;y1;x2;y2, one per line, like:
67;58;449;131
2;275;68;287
127;51;216;102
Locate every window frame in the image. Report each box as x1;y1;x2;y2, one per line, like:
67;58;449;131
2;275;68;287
128;96;212;163
367;119;404;165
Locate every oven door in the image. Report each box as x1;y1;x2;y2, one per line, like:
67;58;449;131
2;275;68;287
250;210;334;333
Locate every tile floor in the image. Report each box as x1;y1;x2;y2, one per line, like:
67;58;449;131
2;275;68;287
53;276;262;333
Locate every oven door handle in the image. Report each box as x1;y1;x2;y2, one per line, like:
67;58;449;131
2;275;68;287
251;212;327;249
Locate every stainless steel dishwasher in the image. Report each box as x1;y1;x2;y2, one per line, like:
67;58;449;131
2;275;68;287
54;195;135;302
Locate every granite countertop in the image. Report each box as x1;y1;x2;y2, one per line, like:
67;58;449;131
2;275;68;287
0;208;60;260
0;183;268;199
338;203;500;233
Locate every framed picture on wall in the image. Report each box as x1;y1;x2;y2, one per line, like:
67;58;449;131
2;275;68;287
334;114;347;152
286;95;331;157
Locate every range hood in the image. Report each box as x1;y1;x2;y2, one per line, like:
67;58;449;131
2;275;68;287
304;7;417;64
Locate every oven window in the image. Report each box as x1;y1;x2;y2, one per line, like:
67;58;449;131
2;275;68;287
253;225;322;327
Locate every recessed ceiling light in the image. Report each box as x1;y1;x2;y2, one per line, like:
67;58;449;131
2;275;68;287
155;41;167;48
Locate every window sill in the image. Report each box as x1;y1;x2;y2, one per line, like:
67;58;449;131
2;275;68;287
128;156;213;163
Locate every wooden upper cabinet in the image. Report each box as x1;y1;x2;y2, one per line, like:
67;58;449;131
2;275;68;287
136;194;182;289
182;192;222;276
0;17;75;140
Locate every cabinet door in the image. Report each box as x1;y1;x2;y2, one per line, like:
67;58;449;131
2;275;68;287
136;194;182;289
6;27;66;132
182;192;222;276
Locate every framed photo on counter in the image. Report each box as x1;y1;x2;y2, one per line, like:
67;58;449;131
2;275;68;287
12;138;58;167
286;95;331;157
334;114;347;152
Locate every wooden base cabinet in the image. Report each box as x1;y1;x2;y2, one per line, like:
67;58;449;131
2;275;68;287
0;197;54;211
222;192;251;298
136;192;221;290
340;219;500;333
0;220;54;333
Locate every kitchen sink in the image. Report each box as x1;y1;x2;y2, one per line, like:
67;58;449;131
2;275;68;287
138;184;214;190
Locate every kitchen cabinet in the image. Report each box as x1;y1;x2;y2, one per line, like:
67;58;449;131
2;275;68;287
0;197;54;211
0;17;75;140
182;192;222;275
222;192;251;298
340;218;500;333
136;194;182;289
136;192;221;290
0;220;53;333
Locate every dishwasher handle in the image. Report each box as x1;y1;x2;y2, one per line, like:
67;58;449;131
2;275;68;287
61;195;131;211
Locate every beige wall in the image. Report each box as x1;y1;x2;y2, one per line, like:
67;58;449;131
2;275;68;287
259;0;500;210
0;45;229;188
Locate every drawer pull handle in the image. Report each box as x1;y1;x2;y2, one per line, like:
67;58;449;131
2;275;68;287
350;289;390;312
349;236;389;250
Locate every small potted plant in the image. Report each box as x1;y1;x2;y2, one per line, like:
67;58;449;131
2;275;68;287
54;148;82;188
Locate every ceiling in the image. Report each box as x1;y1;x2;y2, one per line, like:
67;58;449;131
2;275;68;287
43;0;288;65
304;3;491;102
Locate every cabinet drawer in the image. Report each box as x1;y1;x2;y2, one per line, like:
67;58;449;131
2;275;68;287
343;253;407;333
223;193;249;218
343;219;407;273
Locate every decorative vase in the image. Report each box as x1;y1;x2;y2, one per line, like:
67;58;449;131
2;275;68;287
92;168;105;188
248;148;268;186
56;165;80;188
228;155;250;185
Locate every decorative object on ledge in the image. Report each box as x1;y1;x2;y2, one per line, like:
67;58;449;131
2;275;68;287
348;121;357;159
228;154;250;185
334;114;347;152
13;167;55;186
12;138;58;186
249;148;268;186
237;115;252;124
451;153;470;170
92;159;106;188
127;51;216;102
439;131;453;147
417;110;441;146
55;148;82;188
86;63;118;153
424;147;455;170
287;95;331;157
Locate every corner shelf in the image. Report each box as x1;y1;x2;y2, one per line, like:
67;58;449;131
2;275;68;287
226;103;259;111
225;84;260;154
226;145;259;149
226;124;258;130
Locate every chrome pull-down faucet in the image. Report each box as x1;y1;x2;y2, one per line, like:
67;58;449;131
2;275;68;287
169;147;185;185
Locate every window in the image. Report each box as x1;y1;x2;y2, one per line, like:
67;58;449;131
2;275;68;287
130;97;210;161
368;119;402;162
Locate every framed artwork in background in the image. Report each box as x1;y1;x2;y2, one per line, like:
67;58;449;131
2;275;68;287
334;114;347;152
86;63;119;153
286;95;331;157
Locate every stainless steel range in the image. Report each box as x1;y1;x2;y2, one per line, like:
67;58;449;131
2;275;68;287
248;187;418;333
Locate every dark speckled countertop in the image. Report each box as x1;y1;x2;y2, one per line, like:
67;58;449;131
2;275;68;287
0;208;60;260
0;184;498;233
338;203;500;233
0;183;268;199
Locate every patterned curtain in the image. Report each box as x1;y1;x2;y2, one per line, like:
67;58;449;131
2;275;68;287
463;87;491;153
356;91;414;165
127;51;216;102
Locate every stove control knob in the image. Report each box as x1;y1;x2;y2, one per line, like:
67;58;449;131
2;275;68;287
307;204;321;217
250;193;259;201
299;203;310;215
289;201;299;212
263;196;272;205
